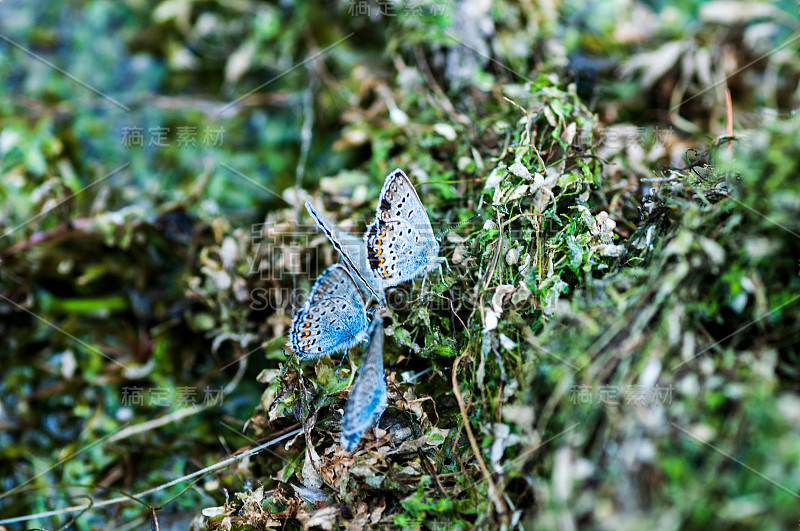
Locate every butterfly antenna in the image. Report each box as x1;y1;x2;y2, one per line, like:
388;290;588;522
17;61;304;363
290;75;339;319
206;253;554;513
435;214;481;242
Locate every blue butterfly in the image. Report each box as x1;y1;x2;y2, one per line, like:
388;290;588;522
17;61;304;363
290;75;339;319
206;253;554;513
365;169;445;290
340;314;388;451
288;264;368;360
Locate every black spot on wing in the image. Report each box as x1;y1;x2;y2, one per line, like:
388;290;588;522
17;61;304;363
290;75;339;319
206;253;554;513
366;222;381;269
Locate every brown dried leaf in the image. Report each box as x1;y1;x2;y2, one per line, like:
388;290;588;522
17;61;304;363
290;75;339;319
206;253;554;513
297;506;341;531
346;502;370;531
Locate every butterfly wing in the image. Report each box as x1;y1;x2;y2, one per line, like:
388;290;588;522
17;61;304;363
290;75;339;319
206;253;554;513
341;315;387;452
288;264;368;360
365;169;442;288
365;215;418;285
377;169;436;240
305;201;385;303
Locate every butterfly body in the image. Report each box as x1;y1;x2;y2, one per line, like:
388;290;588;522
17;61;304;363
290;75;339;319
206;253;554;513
305;201;385;303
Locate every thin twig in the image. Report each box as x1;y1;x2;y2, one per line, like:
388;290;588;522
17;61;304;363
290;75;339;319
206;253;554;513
107;404;211;444
725;89;733;153
418;449;448;499
451;351;509;520
483;209;504;290
501;212;540;229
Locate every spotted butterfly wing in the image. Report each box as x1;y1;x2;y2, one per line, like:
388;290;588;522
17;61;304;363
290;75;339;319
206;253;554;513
341;314;387;451
288;264;368;360
305;201;385;303
365;169;444;288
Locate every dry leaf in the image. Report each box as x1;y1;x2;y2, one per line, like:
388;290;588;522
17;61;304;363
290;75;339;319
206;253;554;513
297;506;340;531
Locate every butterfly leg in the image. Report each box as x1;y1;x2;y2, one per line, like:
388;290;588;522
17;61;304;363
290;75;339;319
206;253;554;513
374;409;388;447
336;350;350;378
